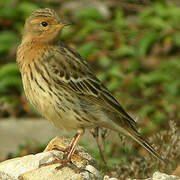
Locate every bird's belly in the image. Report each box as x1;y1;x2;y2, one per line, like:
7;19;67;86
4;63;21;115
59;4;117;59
28;92;85;130
22;74;93;130
28;92;86;130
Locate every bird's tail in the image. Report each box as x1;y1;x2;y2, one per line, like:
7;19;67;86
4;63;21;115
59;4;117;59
126;128;166;163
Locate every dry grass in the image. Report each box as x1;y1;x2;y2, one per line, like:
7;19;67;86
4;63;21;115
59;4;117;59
98;120;180;179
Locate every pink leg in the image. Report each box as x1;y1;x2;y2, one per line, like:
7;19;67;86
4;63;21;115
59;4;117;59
52;134;79;152
67;132;83;160
40;129;85;170
54;130;84;170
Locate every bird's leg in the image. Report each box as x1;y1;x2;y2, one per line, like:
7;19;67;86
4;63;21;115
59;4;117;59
40;129;85;170
55;130;84;170
52;134;79;153
67;131;83;160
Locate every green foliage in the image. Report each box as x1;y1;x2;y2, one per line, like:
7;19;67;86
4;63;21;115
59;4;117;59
0;31;18;55
98;56;111;68
112;9;127;32
0;63;22;117
0;0;39;19
112;45;135;57
173;32;180;47
140;2;180;30
0;63;22;92
78;42;100;59
136;31;160;56
76;20;105;40
74;8;104;21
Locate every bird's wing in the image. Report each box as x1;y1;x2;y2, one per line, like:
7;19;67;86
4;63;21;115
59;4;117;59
46;44;137;128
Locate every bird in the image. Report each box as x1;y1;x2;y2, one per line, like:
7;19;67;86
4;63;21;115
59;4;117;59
16;8;165;167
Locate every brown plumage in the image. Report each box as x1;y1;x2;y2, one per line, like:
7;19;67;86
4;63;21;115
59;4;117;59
16;8;165;165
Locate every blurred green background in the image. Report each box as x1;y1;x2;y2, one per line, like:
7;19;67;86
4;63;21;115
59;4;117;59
0;0;179;178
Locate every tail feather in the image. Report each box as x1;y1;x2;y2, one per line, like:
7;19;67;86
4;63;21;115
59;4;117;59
127;131;166;163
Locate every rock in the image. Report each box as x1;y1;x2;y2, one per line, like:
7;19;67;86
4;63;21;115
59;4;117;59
133;172;180;180
0;136;103;180
152;172;180;180
0;171;14;180
0;135;177;180
103;175;118;180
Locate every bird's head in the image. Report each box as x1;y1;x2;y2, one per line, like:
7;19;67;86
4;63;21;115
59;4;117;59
22;8;70;44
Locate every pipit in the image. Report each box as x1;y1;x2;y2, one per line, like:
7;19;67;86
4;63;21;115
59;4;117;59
16;8;165;166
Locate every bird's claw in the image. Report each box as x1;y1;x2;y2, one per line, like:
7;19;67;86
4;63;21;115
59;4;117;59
52;144;71;153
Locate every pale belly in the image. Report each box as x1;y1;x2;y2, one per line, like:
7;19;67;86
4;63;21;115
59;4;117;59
21;70;123;134
22;73;95;131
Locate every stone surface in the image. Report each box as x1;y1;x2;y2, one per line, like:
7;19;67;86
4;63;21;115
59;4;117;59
103;175;119;180
0;136;104;180
152;172;180;180
133;172;180;180
0;171;14;180
132;172;180;180
1;136;177;180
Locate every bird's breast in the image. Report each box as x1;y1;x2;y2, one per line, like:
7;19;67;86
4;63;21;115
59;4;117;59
17;42;53;116
17;42;49;73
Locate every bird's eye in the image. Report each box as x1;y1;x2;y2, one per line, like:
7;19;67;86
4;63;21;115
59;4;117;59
41;22;48;27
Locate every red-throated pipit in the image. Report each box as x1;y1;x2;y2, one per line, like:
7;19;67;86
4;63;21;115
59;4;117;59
16;8;165;167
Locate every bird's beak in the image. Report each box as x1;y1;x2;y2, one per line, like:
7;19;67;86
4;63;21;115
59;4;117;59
55;22;71;28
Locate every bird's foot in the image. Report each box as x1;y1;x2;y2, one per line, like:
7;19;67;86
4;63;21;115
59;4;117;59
39;152;70;169
55;159;88;173
55;159;70;170
40;156;89;173
52;144;71;154
40;158;71;170
55;159;90;173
